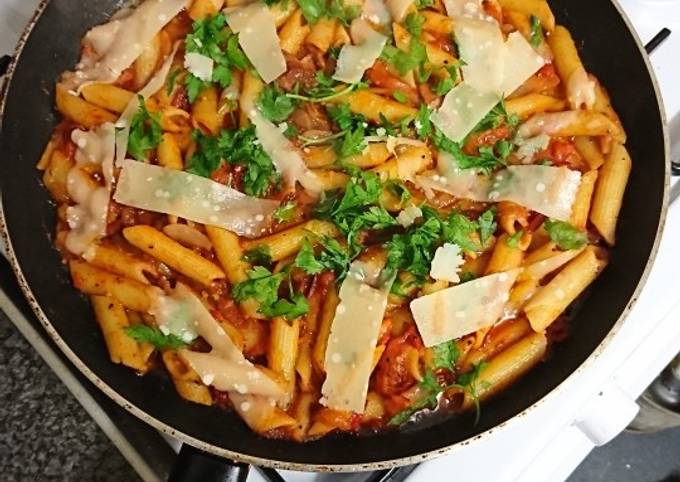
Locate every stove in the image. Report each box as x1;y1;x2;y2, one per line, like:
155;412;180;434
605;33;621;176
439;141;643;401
1;1;679;482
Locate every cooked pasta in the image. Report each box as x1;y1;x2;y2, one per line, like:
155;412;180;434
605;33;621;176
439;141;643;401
40;0;630;441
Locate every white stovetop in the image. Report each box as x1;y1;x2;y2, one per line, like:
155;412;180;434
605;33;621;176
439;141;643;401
2;1;679;482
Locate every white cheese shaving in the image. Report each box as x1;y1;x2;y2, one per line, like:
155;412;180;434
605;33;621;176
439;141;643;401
385;0;412;22
443;0;482;18
396;205;423;228
454;17;505;93
333;19;388;84
113;160;278;237
247;109;323;195
115;44;179;166
489;165;582;221
515;134;551;161
226;1;286;83
184;52;214;82
567;66;596;110
432;28;544;144
430;243;464;283
410;269;521;347
320;261;393;413
64;123;116;256
363;0;393;25
63;0;188;91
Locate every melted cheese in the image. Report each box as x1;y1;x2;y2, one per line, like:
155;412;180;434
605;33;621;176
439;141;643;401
184;52;214;82
320;261;392;413
64;123;116;255
489;165;582;221
116;45;179;166
333;19;388;84
430;243;464;283
411;269;521;347
226;1;286;83
567;66;596;110
431;84;500;143
517;111;581;138
113;160;278;237
63;0;188;91
247;108;323;195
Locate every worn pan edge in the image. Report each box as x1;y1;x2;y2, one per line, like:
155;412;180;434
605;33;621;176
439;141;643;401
0;0;670;472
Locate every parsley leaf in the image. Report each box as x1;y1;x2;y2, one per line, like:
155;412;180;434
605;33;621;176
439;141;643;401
506;230;524;248
404;13;425;36
433;130;511;174
127;96;162;162
232;267;309;320
242;245;273;266
335;125;367;159
125;325;187;350
415;103;433;139
530;15;544;48
459;271;476;283
273;201;298;223
381;38;428;76
188;126;281;197
478;208;497;247
456;362;489;425
414;0;434;9
442;213;480;252
184;13;249;102
297;0;359;26
257;85;298;122
544;219;588;250
294;240;326;274
393;91;408;103
432;341;460;370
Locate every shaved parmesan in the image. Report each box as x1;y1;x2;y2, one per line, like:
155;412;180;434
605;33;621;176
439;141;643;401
333;19;388;84
567;66;596;110
515;134;551;161
454;17;505;93
411;269;521;347
247;109;323;195
63;0;187;91
321;261;393;413
153;283;286;400
489;165;581;221
181;350;285;397
431;84;500;143
113;160;278;237
363;0;392;25
396;205;423;228
500;32;545;95
430;243;464;283
385;0;412;22
517;111;581;138
432;28;544;144
116;45;179;166
520;247;585;281
226;1;286;83
443;0;482;18
64;123;116;255
184;52;214;82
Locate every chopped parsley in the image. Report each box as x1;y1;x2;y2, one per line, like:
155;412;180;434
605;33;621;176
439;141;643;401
544;219;588;250
232;266;309;320
297;0;360;26
393;91;408;103
184;13;249;102
432;340;460;370
127;96;162;162
257;85;298;122
404;12;425;37
478;208;497;247
506;230;524;248
530;15;544;48
242;245;273;266
381;38;428;76
187;126;280;198
272;201;298;223
125;325;187;350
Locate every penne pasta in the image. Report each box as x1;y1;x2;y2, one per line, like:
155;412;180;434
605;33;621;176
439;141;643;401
279;9;311;56
524;246;607;332
573;136;605;170
312;285;339;373
162;351;213;406
192;85;221;135
497;0;555;31
55;84;117;128
306;18;337;53
331;90;417;123
157;133;184;170
589;143;632;245
268;317;301;400
122;225;225;286
81;83;135;114
570;170;598;229
189;0;225;20
241;220;339;262
505;94;568;120
485;234;526;274
85;244;157;284
370;146;433;181
304;143;391;169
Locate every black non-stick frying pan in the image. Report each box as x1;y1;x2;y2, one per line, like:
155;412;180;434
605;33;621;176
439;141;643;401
0;0;669;478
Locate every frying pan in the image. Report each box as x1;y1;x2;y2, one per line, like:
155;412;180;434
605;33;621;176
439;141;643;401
0;0;669;478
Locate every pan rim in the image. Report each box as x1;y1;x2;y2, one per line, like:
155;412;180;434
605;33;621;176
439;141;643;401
0;0;670;472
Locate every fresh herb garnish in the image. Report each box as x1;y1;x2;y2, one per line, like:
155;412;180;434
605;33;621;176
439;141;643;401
257;85;298;122
242;245;273;266
506;230;524;248
272;201;298;223
404;12;425;36
127;96;162;162
478;208;497;247
297;0;360;26
381;38;428;76
125;325;187;350
188;126;280;197
544;219;588;250
393;90;408;103
184;13;249;102
232;266;309;320
530;15;544;47
432;341;460;370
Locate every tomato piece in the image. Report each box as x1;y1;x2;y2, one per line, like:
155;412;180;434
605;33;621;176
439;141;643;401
549;139;583;169
463;125;513;155
374;326;422;396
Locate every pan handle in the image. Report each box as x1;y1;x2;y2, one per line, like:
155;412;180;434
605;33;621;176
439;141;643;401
168;444;250;482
